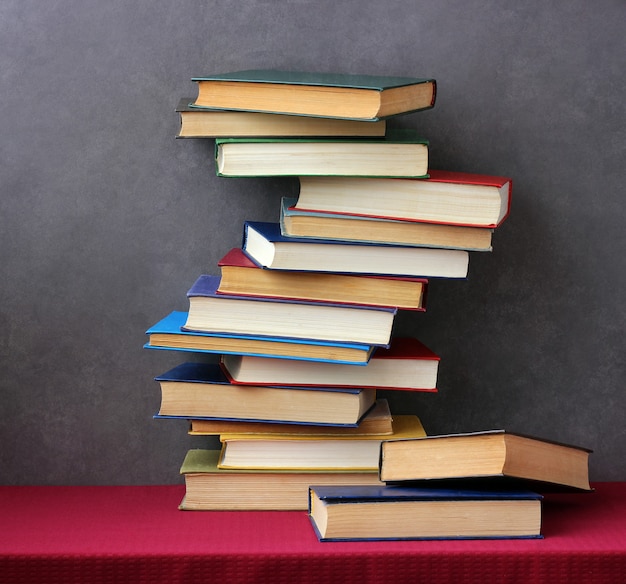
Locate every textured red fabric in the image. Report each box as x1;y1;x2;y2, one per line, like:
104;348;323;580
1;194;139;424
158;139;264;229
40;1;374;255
1;482;625;583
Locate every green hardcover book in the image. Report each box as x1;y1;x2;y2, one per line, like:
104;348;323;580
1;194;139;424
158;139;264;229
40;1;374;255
190;69;436;121
179;449;383;511
215;129;429;178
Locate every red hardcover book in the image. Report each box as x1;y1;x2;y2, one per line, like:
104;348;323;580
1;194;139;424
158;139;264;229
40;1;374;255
217;247;428;311
294;170;512;228
220;336;440;391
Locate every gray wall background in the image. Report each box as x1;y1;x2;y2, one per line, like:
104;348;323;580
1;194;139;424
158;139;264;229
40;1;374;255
1;0;624;485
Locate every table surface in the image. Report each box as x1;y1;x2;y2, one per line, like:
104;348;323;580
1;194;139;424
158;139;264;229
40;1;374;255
1;482;625;584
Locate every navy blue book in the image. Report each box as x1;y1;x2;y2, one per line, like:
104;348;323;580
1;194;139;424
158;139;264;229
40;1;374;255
144;311;375;365
154;362;376;426
183;274;397;347
242;221;469;278
308;484;543;541
379;430;593;492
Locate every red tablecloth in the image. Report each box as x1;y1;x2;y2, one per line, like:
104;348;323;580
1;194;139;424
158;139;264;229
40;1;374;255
1;482;625;583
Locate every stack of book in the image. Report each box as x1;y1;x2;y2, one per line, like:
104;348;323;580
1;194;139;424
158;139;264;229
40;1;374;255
144;69;590;535
147;70;444;509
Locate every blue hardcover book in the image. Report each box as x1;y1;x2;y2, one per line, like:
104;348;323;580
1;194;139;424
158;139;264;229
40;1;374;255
154;362;376;426
242;221;469;278
184;275;397;347
308;485;543;542
144;311;375;365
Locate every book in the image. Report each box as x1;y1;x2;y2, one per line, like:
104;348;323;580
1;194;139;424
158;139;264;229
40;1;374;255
242;221;469;279
144;311;375;364
175;98;386;138
280;197;494;252
179;449;384;511
379;430;593;492
294;170;512;228
190;69;436;121
308;485;543;541
217;415;426;471
155;362;376;426
215;130;429;178
184;274;398;347
218;247;428;310
221;336;440;391
189;398;394;436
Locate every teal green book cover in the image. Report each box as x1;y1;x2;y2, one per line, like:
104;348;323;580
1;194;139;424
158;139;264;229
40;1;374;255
191;70;436;121
192;69;435;90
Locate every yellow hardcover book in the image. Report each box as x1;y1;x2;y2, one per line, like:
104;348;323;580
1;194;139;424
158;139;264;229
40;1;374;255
189;398;394;436
217;415;425;471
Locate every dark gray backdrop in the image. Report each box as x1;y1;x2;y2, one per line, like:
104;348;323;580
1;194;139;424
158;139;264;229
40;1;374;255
1;0;624;485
